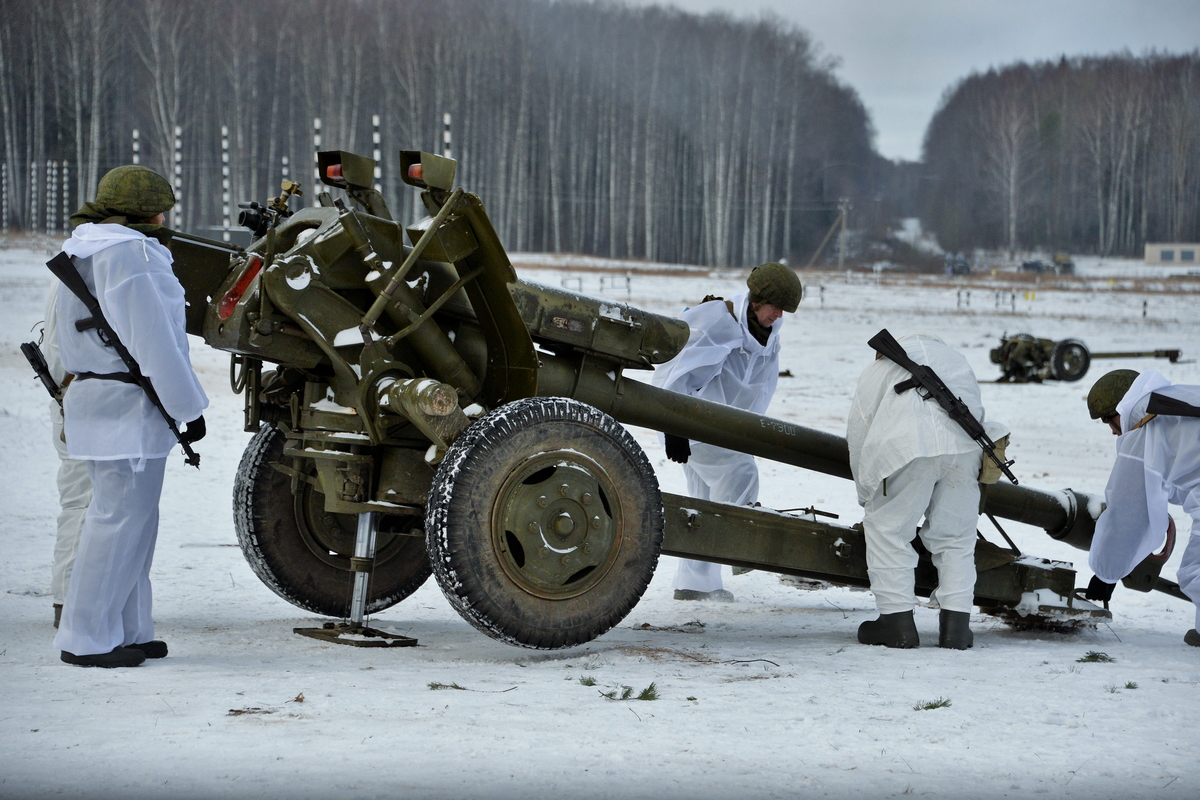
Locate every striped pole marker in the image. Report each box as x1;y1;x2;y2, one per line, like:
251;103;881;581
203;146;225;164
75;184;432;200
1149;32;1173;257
173;126;183;229
312;117;321;207
1;162;8;238
45;160;55;235
61;161;70;234
30;160;38;233
221;125;231;242
372;113;382;193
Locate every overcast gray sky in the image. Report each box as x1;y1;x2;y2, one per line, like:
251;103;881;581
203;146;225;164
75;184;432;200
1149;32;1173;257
619;0;1200;161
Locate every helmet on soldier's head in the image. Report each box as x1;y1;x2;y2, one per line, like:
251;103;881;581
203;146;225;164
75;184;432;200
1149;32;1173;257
94;166;175;219
1087;369;1139;420
747;262;802;313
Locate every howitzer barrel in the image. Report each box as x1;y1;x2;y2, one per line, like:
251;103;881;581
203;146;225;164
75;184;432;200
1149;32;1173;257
1092;349;1182;363
536;355;1100;549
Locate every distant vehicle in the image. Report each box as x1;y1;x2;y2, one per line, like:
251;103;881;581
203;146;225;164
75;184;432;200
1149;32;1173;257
1020;253;1074;276
944;253;970;275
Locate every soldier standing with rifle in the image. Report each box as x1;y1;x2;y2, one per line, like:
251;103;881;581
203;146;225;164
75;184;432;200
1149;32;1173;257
51;166;208;668
1084;369;1200;648
652;263;802;601
847;331;1011;649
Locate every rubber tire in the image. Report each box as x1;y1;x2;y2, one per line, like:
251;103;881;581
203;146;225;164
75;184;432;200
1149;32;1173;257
234;424;431;617
426;397;663;649
1051;338;1090;382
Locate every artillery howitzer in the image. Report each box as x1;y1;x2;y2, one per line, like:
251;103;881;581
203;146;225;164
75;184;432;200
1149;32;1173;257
166;148;1177;649
991;333;1184;384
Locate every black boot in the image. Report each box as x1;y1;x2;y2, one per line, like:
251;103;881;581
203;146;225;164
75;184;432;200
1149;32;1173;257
128;640;168;659
61;646;146;668
939;610;973;649
1185;629;1200;647
858;610;919;648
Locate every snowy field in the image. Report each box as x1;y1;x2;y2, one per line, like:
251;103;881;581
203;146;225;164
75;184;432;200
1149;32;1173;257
2;240;1199;799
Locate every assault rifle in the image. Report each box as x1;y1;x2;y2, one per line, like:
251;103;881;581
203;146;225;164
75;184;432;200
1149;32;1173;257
867;328;1017;485
20;341;62;406
46;252;201;468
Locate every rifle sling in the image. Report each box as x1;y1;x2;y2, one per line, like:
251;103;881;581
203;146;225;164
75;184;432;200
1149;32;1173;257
76;371;139;385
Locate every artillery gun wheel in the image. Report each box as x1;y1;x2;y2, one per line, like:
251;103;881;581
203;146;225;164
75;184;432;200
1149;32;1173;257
233;424;432;617
1051;339;1090;382
426;397;663;649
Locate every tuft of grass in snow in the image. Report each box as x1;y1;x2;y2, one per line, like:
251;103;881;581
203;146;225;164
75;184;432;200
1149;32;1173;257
1077;651;1116;663
428;682;466;691
686;696;697;701
913;697;952;711
1048;663;1085;676
1104;684;1120;694
601;685;634;701
636;682;659;701
579;676;597;687
684;619;706;628
1125;681;1139;690
600;681;657;700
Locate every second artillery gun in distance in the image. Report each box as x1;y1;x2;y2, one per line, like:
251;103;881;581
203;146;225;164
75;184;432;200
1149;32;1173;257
991;333;1184;383
166;148;1179;649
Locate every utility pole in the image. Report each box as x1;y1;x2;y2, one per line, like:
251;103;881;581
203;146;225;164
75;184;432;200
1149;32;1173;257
837;197;850;269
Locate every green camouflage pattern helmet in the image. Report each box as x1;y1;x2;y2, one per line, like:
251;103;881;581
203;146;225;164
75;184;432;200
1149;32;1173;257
94;165;175;218
1087;369;1139;420
747;262;803;313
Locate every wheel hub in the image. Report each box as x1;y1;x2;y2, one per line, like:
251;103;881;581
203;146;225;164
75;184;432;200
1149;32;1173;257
294;474;406;570
494;457;620;598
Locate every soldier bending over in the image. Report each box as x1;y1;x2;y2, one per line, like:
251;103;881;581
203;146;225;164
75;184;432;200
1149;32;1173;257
1084;369;1200;648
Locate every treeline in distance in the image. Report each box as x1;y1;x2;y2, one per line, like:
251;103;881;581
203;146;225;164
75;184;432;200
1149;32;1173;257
922;53;1200;257
0;0;887;267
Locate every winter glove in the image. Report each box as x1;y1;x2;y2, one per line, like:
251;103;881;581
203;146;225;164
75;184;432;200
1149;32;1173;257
664;434;691;464
1084;575;1116;603
181;414;207;445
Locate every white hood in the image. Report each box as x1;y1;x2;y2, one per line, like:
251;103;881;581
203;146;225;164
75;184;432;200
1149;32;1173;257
61;223;165;262
1116;369;1172;432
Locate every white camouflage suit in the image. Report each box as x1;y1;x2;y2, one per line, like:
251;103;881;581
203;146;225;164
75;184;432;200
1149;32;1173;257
652;291;782;593
847;334;1006;615
52;223;208;658
1090;370;1200;631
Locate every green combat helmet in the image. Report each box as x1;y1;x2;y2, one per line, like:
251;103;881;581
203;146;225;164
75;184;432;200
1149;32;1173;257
94;165;176;218
747;262;803;313
1087;369;1139;420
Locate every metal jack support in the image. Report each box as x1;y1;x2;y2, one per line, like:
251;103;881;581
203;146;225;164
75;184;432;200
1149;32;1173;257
294;512;418;647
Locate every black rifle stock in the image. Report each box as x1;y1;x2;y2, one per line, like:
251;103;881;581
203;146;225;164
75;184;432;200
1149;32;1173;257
867;328;1016;484
46;252;200;468
21;341;62;405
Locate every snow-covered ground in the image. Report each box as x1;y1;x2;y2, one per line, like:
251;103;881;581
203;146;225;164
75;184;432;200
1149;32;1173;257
2;241;1198;799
